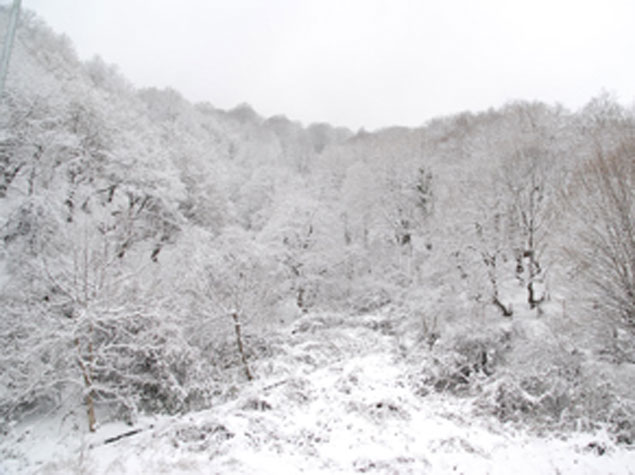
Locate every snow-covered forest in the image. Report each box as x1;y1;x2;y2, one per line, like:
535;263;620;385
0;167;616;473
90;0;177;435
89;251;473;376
1;8;634;474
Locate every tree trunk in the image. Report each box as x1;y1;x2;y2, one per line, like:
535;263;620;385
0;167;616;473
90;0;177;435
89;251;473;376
493;296;513;317
232;312;253;381
84;389;97;433
528;280;537;309
526;174;544;310
297;287;308;313
485;253;513;317
526;250;544;309
75;337;97;432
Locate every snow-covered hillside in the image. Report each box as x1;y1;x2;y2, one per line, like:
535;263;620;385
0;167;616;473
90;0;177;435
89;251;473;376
2;312;634;474
1;7;634;475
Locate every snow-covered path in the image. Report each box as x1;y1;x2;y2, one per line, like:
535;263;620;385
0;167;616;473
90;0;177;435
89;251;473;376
2;313;634;474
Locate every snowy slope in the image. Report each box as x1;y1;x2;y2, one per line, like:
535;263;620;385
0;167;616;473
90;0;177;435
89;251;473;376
2;313;634;474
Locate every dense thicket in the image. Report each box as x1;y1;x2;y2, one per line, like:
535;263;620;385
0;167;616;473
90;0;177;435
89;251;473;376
1;9;633;441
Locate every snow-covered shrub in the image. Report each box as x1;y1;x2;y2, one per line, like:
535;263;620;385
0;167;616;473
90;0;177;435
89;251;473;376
468;312;635;444
168;420;234;453
471;312;577;424
482;373;573;424
407;303;513;397
205;331;277;376
348;276;393;314
477;362;635;445
97;312;213;420
570;360;635;444
0;295;213;427
429;335;510;395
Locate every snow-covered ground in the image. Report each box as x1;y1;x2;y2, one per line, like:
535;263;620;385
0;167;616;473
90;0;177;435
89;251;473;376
2;313;633;474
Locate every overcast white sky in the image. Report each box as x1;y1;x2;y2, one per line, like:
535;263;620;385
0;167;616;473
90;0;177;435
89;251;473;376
10;0;635;130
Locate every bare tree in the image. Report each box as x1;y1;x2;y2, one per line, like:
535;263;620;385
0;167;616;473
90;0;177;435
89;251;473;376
501;146;559;310
563;143;635;329
196;229;277;382
458;172;514;317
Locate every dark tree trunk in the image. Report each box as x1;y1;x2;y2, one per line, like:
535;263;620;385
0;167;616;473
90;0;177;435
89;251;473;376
232;312;253;381
493;296;513;317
